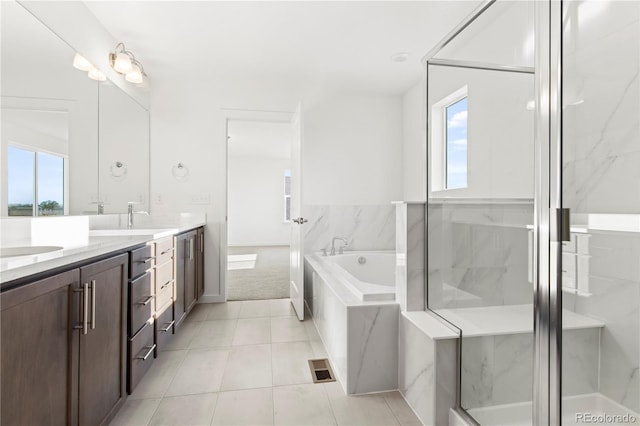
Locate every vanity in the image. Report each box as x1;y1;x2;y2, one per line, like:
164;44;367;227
0;216;206;425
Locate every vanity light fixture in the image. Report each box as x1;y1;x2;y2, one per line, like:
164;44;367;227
72;53;93;71
72;53;106;81
109;42;147;84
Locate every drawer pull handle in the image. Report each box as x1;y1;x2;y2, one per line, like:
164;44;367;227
137;296;154;306
161;280;173;290
160;248;174;255
137;256;155;264
136;344;156;361
160;320;175;332
90;280;96;330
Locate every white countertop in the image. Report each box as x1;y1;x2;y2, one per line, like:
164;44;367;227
0;215;205;286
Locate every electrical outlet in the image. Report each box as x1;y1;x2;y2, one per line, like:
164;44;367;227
191;193;211;205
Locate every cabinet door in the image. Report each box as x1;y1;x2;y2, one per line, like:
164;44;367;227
174;233;187;327
184;232;197;314
196;227;205;299
1;270;80;426
78;254;127;426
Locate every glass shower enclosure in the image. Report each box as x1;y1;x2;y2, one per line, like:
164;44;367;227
423;0;639;424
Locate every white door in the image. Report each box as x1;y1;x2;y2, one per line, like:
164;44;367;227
289;103;305;320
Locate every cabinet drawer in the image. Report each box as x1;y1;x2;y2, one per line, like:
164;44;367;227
130;245;154;278
155;261;174;312
128;321;155;394
155;305;175;353
156;237;174;266
129;272;153;335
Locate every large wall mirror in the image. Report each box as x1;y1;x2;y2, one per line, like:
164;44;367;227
0;0;150;217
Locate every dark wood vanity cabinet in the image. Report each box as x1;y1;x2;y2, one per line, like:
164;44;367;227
196;227;205;299
1;253;128;426
175;227;204;328
78;254;128;426
1;269;80;426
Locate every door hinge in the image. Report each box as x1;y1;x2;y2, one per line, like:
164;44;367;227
554;208;571;242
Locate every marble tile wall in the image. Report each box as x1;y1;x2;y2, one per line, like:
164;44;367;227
304;204;395;254
395;202;426;312
427;202;534;310
460;329;599;409
564;231;640;413
562;1;640;214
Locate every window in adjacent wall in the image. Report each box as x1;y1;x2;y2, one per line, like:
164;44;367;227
7;145;65;216
445;96;468;189
284;169;291;221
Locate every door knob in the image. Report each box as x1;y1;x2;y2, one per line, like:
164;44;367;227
293;217;308;224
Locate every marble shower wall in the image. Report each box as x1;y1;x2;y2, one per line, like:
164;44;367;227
564;231;640;413
427;201;534;309
303;204;395;253
562;1;640;214
461;328;599;409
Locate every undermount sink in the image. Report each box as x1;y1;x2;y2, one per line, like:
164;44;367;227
1;246;64;258
89;228;178;239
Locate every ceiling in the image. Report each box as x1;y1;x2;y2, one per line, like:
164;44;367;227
227;120;292;160
85;1;482;94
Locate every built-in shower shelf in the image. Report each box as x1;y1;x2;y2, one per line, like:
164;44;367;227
434;304;604;338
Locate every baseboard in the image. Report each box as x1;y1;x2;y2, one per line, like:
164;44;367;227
198;294;226;303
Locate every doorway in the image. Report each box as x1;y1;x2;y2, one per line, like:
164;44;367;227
226;119;293;301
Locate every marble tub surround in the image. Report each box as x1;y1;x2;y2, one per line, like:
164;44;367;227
427;201;534;310
305;255;399;395
395;202;426;312
303;204;395;253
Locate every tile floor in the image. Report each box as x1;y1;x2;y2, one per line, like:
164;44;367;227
110;299;422;426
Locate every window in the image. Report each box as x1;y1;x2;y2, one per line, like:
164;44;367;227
284;169;291;221
7;145;65;216
445;97;468;189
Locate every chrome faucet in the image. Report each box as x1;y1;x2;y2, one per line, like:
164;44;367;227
127;202;136;229
330;237;348;256
97;202;104;215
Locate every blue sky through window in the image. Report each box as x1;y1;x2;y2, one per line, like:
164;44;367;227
446;97;468;189
37;152;64;206
8;146;35;205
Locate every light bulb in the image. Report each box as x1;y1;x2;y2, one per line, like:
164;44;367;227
73;53;93;71
113;52;132;73
125;64;144;84
88;67;107;81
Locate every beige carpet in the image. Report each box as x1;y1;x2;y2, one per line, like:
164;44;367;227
227;245;290;301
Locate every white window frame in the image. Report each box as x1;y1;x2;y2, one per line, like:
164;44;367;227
431;85;468;193
6;142;69;216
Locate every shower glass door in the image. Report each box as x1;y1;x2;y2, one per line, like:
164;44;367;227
424;1;537;424
560;0;640;423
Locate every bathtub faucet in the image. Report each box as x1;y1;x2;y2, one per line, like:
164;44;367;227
330;237;348;256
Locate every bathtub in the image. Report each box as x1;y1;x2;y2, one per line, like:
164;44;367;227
304;251;399;394
321;251;396;302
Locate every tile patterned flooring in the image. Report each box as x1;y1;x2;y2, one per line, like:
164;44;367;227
110;299;421;426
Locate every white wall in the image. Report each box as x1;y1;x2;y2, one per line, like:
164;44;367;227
402;82;426;201
149;71;403;301
228;156;290;246
427;65;534;199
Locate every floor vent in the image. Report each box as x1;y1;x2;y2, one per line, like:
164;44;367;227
308;358;336;383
